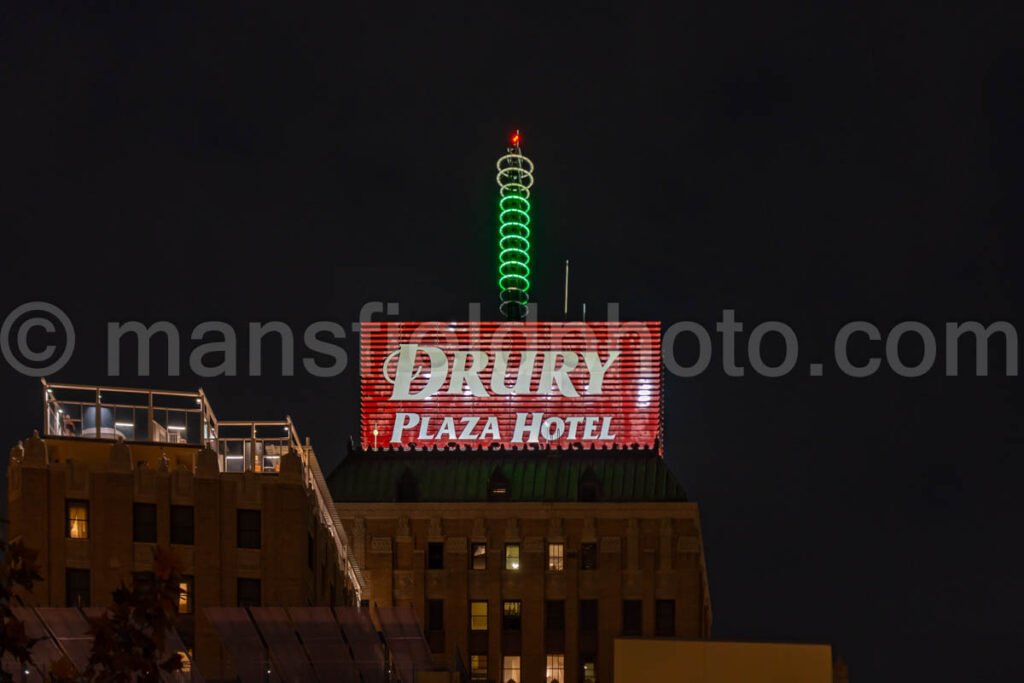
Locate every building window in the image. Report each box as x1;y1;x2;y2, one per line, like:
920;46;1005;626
622;599;642;636
427;542;444;570
178;576;194;614
308;532;315;570
427;599;444;630
545;600;565;631
547;543;564;571
470;601;488;631
502;600;522;631
470;654;488;680
655;599;675;637
237;509;261;549
65;568;90;607
170;505;194;545
132;571;155;600
133;503;157;543
546;654;565;683
502;655;521;683
66;500;89;539
488;467;511;501
582;660;597;683
579;467;601;501
396;468;419;501
427;599;445;653
581;543;598;570
579;600;598;630
505;543;521;571
237;578;261;607
471;542;487;570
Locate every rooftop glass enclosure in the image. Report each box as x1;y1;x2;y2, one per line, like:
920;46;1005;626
41;380;299;474
37;379;364;603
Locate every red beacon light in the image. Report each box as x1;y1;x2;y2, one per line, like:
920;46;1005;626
510;131;521;145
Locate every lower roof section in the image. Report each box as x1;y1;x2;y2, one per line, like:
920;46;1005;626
327;445;687;503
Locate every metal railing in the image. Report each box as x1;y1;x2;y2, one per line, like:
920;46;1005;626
298;433;366;600
215;418;301;474
42;379;218;448
38;379;364;601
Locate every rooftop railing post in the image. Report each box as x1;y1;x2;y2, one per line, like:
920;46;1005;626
147;390;155;443
41;378;49;436
95;387;102;440
251;422;258;472
199;388;208;446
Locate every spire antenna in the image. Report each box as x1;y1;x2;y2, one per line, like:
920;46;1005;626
497;130;533;320
563;259;570;320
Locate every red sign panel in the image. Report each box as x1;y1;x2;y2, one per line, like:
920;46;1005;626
360;322;661;450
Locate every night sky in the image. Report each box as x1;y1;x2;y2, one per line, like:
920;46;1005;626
2;4;1021;681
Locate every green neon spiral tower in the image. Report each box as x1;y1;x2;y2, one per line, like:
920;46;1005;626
496;130;533;319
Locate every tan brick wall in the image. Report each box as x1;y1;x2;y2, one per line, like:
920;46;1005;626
336;501;712;683
7;435;355;681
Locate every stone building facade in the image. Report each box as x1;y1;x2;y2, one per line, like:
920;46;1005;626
330;447;712;683
7;430;359;680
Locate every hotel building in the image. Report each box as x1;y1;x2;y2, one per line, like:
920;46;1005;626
329;444;712;683
5;381;362;680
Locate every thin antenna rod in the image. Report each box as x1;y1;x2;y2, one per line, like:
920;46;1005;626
563;259;570;320
582;302;587;322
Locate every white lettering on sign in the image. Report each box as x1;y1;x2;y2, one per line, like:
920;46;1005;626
382;344;622;400
390;411;616;444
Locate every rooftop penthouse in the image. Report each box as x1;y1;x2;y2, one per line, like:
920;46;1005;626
17;381;364;623
42;379;300;474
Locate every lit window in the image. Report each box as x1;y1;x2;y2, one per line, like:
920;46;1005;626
546;654;565;683
470;601;488;631
582;660;597;683
505;543;520;571
502;600;521;631
178;576;194;614
470;654;488;680
471;542;487;570
66;500;89;539
502;655;521;683
547;543;564;571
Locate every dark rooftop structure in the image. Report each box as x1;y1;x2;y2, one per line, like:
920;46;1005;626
327;444;688;503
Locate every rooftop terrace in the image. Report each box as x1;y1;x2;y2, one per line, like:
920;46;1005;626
42;380;296;474
35;379;364;598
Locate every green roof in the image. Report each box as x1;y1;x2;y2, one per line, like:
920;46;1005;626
327;447;687;503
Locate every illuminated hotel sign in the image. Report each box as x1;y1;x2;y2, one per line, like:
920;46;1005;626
360;322;661;450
